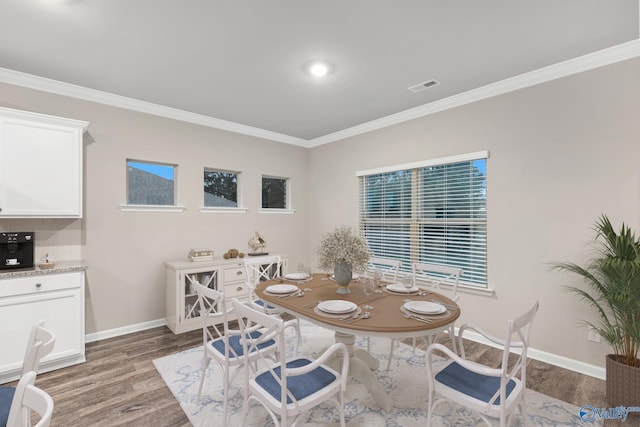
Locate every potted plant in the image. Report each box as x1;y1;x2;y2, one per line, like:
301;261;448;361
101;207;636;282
317;225;370;294
552;215;640;406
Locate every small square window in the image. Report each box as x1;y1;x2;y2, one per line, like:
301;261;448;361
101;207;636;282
127;160;176;205
204;169;239;207
262;176;288;209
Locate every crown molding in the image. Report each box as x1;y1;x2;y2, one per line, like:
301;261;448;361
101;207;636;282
1;38;639;149
307;38;640;147
0;67;308;147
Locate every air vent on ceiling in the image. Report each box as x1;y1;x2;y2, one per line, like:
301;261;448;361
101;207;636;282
408;79;440;93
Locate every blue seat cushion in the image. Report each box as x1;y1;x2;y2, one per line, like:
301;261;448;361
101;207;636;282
0;386;16;427
255;358;337;404
435;362;516;405
254;299;276;310
210;330;274;358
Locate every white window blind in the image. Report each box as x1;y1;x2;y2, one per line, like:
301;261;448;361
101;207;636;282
358;152;487;287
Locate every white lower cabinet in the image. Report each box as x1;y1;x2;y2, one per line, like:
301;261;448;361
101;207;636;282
165;256;286;334
0;270;86;383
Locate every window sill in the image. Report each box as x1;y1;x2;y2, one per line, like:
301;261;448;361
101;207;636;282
119;204;186;213
199;207;248;214
258;208;296;215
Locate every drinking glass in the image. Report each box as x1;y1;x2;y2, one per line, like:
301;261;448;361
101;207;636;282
372;269;382;287
297;261;304;273
362;278;374;296
362;278;374;309
402;275;414;292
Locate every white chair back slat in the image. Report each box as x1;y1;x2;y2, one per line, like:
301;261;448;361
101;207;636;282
367;257;401;282
22;320;56;376
412;262;462;301
6;371;54;427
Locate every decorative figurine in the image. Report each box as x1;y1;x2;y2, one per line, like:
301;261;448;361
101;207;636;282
247;231;268;256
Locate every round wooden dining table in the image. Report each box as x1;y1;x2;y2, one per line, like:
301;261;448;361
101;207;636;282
256;273;460;412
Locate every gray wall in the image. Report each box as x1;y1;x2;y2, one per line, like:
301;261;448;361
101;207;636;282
308;57;640;368
0;82;310;334
1;56;638;369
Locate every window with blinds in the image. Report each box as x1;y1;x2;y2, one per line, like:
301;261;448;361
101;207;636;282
357;151;488;287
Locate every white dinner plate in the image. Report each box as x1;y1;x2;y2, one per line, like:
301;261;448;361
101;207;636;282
265;284;299;294
386;283;419;293
330;273;360;281
404;301;447;315
284;272;310;280
317;300;358;314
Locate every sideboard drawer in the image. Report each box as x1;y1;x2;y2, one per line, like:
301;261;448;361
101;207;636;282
0;272;82;298
223;266;246;283
224;282;248;299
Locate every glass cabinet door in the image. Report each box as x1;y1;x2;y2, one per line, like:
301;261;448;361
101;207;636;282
182;269;218;321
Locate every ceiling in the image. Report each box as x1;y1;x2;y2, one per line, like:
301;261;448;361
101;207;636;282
1;1;638;146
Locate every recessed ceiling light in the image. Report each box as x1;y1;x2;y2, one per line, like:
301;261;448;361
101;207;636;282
306;61;333;78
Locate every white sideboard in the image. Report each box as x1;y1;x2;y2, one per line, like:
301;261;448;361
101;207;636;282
165;255;288;334
0;107;88;218
0;263;86;384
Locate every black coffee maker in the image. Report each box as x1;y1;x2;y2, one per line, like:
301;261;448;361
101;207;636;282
0;232;35;270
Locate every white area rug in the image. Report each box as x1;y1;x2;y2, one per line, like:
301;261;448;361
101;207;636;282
153;320;599;426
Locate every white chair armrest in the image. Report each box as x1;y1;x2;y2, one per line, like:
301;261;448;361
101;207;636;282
458;323;505;346
287;342;349;390
426;343;502;378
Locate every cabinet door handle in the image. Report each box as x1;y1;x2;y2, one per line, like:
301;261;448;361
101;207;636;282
35;283;42;288
236;271;243;275
236;286;243;292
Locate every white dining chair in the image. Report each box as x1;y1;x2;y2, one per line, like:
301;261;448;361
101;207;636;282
386;262;462;370
232;299;350;427
243;255;283;314
425;300;539;427
0;320;55;427
367;257;401;282
194;282;280;427
413;262;462;350
5;371;54;427
243;255;301;344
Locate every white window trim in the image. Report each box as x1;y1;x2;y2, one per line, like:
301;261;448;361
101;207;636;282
126;159;178;208
261;175;291;210
258;208;296;215
203;167;243;210
356;150;489;177
200;207;248;214
119;204;185;212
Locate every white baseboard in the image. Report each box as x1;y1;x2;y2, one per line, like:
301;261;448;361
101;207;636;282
85;318;167;343
460;328;606;380
84;319;606;380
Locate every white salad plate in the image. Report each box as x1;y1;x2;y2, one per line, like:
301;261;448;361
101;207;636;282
284;272;311;280
404;301;447;315
317;300;358;314
386;283;419;293
265;284;299;294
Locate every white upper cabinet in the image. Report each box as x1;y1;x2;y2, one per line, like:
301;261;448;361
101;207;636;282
0;107;88;218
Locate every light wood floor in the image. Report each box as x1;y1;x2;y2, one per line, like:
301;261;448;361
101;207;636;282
14;325;610;426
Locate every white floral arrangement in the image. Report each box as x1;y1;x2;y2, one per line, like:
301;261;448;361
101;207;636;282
317;225;371;272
